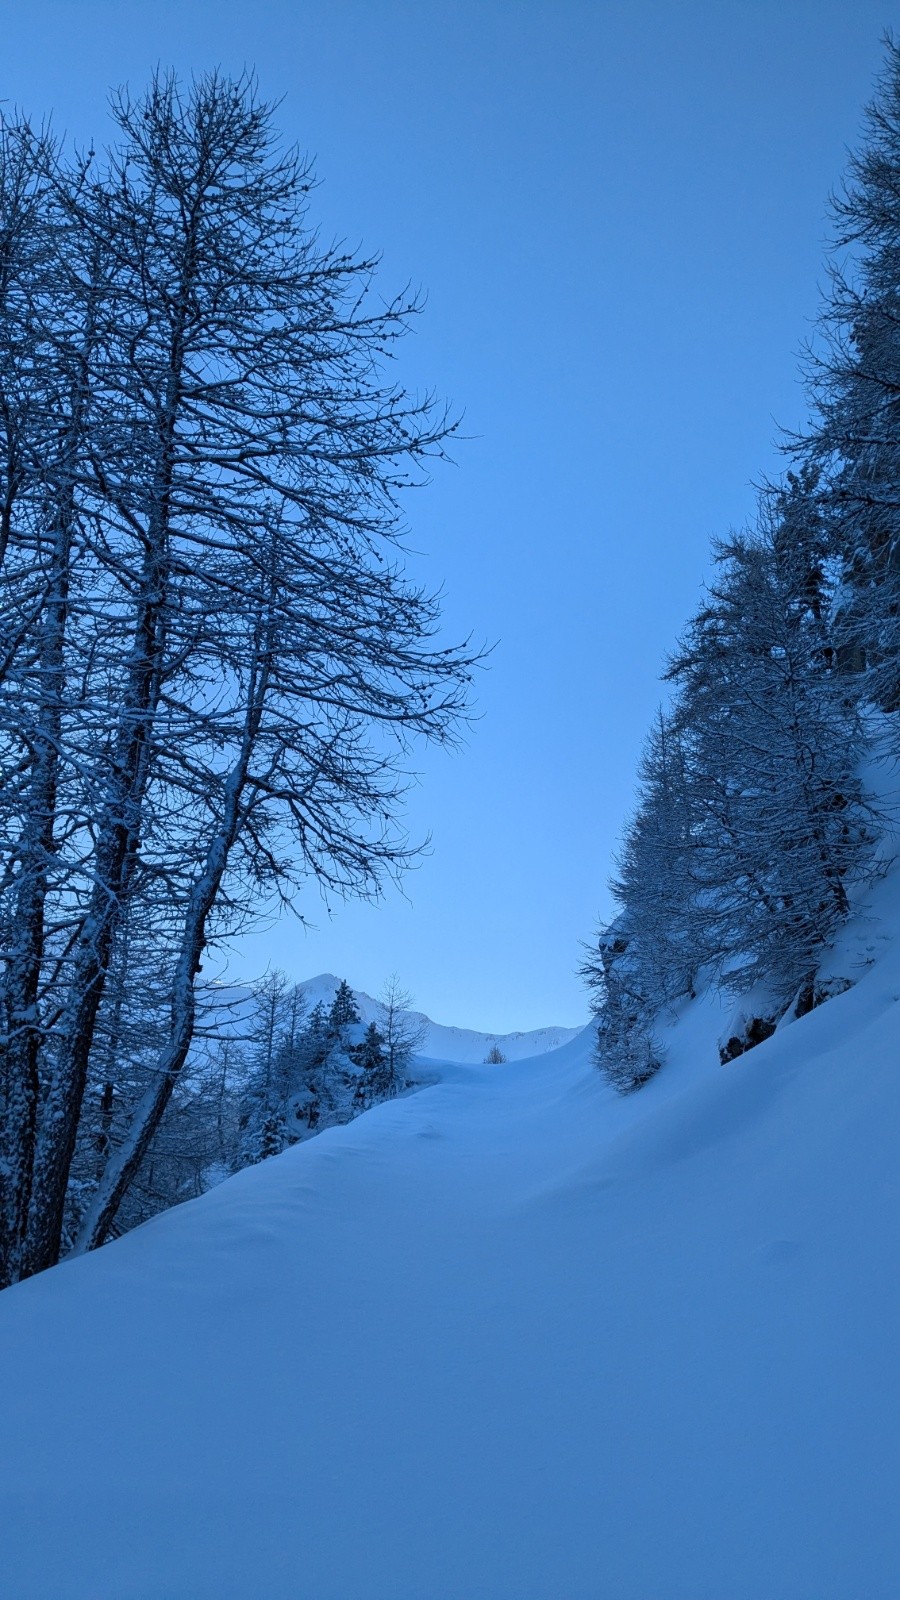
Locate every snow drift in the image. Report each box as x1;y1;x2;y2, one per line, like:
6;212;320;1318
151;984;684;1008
2;876;900;1596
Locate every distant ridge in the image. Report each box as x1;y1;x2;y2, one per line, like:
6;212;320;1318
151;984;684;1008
294;973;586;1063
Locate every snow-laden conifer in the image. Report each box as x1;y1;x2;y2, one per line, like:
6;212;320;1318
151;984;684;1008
585;480;874;1092
800;36;900;711
668;491;873;1004
582;711;698;1090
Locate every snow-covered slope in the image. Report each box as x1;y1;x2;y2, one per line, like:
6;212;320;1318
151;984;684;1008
295;971;584;1061
3;886;900;1596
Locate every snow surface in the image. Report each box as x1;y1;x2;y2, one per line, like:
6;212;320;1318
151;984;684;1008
3;887;900;1596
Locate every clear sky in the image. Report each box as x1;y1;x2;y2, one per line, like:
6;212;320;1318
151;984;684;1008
3;1;897;1031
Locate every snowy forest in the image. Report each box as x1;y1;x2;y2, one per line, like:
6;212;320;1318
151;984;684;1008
7;37;900;1289
88;971;428;1242
0;71;478;1288
582;40;900;1092
8;21;900;1600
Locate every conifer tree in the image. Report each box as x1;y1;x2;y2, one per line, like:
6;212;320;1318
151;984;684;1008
668;494;871;1003
801;35;900;710
581;43;900;1092
290;1001;331;1132
328;980;361;1035
352;1021;390;1107
585;482;873;1092
582;711;698;1090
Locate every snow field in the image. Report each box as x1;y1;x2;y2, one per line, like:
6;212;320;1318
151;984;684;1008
2;892;900;1596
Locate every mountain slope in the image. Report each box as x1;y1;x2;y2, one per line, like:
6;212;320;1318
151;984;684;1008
2;892;900;1597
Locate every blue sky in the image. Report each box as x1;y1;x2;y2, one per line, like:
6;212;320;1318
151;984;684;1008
4;1;897;1030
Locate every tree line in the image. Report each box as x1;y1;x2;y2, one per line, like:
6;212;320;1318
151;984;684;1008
0;71;476;1286
583;38;900;1089
99;974;427;1237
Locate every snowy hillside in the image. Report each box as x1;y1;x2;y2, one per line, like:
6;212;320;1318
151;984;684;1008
3;874;900;1596
293;972;584;1062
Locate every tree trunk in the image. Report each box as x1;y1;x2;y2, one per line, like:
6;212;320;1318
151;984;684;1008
77;652;268;1252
